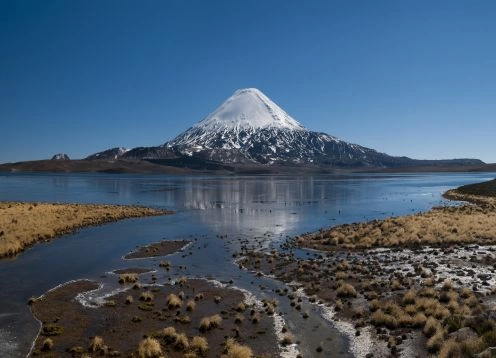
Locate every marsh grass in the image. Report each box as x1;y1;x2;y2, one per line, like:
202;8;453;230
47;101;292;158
137;337;162;358
191;336;209;355
89;336;105;352
118;273;138;284
166;293;182;309
222;338;253;358
199;314;222;331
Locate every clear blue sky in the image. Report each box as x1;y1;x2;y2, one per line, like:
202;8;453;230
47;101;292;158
1;0;495;163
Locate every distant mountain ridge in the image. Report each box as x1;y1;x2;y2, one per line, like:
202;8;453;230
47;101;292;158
85;88;484;169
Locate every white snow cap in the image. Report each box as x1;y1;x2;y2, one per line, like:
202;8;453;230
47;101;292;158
194;88;306;131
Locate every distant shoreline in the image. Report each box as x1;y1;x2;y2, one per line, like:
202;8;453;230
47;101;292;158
0;158;495;175
0;202;172;259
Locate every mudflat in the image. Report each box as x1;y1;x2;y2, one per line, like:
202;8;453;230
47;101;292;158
0;202;172;258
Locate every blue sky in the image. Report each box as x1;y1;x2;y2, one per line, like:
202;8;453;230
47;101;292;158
1;0;495;163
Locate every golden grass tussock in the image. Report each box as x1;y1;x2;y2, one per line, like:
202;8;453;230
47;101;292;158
166;293;182;309
177;276;188;286
191;336;209;355
137;337;163;358
236;302;246;312
371;309;398;329
438;339;462;358
89;336;105;352
140;291;154;302
186;299;196;311
423;316;440;337
460;287;473;299
173;333;189;351
0;202;168;258
402;289;417;305
426;326;445;352
118;273;138;284
336;282;357;298
125;295;134;304
280;333;294;346
199;314;222;331
42;338;54;351
222;338;253;358
162;326;177;343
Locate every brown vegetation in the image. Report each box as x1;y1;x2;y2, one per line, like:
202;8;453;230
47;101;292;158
0;201;171;258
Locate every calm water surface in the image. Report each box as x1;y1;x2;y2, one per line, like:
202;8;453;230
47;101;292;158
0;172;494;357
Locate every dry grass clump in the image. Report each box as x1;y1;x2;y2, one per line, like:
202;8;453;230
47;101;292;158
186;299;196;311
137;337;163;358
427;326;445;352
174;333;189;351
442;280;453;291
199;314;222;331
222;338;253;358
89;336;105;352
118;273;138;284
236;302;246;312
125;295;134;304
234;313;244;324
460;287;473;299
335;271;347;280
42;338;54;351
162;326;177;343
140;291;154;302
402;289;416;305
191;336;209;355
166;293;182;309
280;333;294;346
371;309;398;329
423;316;440;337
177;276;188;286
336;282;357;298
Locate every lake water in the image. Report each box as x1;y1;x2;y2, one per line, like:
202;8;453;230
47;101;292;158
0;172;494;357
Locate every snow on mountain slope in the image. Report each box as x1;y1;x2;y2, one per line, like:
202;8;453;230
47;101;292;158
166;88;389;165
86;147;129;160
194;88;305;131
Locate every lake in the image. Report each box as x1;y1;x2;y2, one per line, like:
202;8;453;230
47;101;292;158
0;172;494;357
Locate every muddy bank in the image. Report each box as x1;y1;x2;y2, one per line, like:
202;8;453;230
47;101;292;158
0;202;172;258
125;240;190;259
30;277;279;357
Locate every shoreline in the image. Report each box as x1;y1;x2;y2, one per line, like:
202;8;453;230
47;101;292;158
0;201;172;258
238;179;496;357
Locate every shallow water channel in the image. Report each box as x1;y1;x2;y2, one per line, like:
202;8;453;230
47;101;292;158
0;172;494;357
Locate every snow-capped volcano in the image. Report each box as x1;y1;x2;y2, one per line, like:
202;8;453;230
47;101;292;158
84;87;485;169
166;88;392;165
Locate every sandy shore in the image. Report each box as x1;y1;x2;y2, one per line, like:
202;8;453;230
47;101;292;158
0;202;172;258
